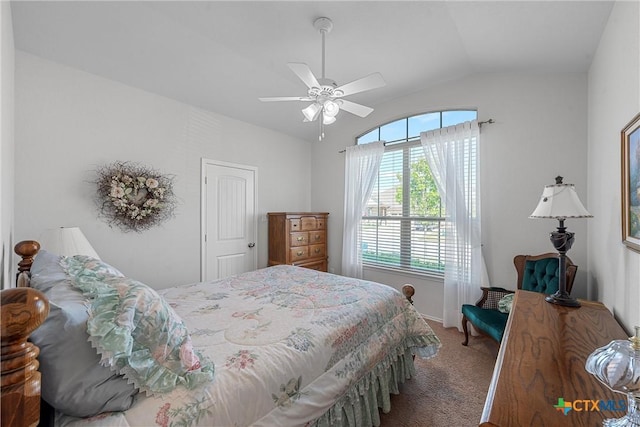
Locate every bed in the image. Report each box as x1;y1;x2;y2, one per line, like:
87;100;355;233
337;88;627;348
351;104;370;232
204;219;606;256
2;240;440;427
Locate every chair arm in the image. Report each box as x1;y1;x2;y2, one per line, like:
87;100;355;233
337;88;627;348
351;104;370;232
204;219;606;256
476;287;515;309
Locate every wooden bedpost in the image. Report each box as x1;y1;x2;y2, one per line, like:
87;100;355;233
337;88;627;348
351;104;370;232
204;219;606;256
2;241;48;427
1;287;49;427
402;284;415;304
14;241;40;288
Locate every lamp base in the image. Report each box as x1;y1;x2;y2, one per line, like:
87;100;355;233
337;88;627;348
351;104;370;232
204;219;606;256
602;393;640;427
545;291;581;307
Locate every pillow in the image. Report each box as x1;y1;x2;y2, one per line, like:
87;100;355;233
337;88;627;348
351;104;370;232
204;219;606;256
61;256;215;395
29;250;137;417
62;253;125;280
498;293;515;314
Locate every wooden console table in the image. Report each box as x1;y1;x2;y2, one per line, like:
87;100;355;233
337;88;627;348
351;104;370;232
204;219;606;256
480;290;629;426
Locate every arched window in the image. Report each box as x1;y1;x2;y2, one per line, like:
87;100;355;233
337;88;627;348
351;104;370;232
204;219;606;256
357;110;477;276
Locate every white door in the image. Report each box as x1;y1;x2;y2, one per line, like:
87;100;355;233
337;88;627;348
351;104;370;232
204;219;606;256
202;159;257;281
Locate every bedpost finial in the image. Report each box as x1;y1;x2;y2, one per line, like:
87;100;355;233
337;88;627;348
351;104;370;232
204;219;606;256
402;284;415;304
14;240;40;259
1;287;49;342
14;240;41;286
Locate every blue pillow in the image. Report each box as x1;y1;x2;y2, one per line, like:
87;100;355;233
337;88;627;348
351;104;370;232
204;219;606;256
29;250;137;417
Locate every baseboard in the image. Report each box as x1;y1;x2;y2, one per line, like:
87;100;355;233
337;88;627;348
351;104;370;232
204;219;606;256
420;313;442;323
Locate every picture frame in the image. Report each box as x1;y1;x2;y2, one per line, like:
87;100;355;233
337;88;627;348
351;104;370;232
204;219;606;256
621;112;640;252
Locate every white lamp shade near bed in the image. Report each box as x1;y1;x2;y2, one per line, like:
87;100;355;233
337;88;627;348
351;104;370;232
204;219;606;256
39;227;100;259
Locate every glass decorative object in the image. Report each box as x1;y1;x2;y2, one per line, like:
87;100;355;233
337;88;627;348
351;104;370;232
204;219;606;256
585;326;640;426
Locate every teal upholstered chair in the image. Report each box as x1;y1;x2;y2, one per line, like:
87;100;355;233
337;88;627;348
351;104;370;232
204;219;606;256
461;253;577;346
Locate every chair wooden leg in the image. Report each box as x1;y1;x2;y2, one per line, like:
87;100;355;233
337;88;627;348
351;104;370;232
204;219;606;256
462;315;470;346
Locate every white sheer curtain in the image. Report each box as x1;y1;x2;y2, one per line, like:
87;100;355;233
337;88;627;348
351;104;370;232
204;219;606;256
421;121;488;330
342;141;385;278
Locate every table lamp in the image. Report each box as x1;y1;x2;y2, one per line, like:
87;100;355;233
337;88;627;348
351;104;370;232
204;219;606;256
529;176;592;307
38;227;100;259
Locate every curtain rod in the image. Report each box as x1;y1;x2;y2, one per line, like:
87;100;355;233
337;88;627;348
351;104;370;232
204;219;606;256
338;118;495;153
478;119;495;128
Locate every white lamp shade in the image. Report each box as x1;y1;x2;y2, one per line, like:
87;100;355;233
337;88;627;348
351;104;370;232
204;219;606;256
302;103;322;122
322;114;336;125
323;100;339;117
529;183;593;219
38;227;101;259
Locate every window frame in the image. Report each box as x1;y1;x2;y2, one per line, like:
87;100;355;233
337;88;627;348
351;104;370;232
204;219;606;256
356;109;477;278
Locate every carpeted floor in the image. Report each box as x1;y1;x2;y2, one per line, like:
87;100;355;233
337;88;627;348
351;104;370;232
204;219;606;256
379;319;498;427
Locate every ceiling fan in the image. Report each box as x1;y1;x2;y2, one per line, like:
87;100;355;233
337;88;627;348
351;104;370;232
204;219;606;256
259;17;386;141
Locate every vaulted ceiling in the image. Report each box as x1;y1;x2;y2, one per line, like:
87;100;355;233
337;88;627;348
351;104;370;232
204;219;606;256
11;1;614;142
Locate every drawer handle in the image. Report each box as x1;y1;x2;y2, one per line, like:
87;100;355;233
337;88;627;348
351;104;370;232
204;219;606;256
297;237;305;241
314;249;321;254
314;235;320;240
297;251;304;256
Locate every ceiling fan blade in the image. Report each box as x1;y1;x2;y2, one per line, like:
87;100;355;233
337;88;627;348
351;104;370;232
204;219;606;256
288;63;320;89
258;96;313;102
338;99;374;118
336;73;386;97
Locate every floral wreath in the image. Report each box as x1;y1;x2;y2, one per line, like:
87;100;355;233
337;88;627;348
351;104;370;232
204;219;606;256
96;161;176;232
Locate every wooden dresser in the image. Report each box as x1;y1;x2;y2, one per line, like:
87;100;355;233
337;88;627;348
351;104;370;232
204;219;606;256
268;212;329;272
481;290;629;426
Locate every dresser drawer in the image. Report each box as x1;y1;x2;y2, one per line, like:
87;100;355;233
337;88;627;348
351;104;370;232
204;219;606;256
300;216;319;231
309;244;325;258
289;232;308;247
295;259;327;272
309;230;325;244
288;218;301;231
290;246;309;262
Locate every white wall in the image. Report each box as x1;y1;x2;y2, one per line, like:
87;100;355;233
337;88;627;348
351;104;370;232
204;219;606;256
588;0;640;333
312;72;589;319
0;1;15;289
14;52;312;289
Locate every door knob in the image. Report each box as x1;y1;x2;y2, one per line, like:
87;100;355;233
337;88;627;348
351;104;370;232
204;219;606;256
248;242;255;248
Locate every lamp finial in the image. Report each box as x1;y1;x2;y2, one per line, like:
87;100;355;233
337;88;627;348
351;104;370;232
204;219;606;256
631;326;640;350
555;176;563;184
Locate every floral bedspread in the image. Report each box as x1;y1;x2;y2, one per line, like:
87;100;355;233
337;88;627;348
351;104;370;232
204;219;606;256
57;265;440;427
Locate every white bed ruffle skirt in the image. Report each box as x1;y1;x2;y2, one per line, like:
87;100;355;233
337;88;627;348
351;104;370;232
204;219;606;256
312;341;436;427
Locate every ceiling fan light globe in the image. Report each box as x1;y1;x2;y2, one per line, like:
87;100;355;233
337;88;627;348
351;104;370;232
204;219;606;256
302;103;321;121
323;100;340;117
323;115;336;125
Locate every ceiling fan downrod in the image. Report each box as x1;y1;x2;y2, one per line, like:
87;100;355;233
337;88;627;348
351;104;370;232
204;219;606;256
314;17;333;81
315;17;333;141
